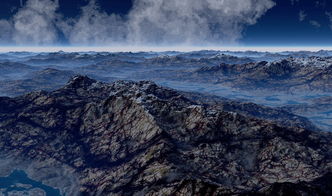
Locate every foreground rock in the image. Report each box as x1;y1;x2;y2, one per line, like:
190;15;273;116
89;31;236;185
0;76;332;195
181;91;319;131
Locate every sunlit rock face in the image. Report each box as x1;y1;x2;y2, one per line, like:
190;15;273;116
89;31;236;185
0;76;332;195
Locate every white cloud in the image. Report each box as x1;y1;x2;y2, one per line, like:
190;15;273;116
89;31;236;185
0;0;276;46
60;0;127;45
13;0;60;45
126;0;276;45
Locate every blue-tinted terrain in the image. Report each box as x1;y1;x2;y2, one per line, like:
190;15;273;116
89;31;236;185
0;170;61;196
0;49;332;195
0;50;331;131
2;0;332;195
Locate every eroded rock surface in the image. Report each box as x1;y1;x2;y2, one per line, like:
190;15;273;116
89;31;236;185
0;76;332;195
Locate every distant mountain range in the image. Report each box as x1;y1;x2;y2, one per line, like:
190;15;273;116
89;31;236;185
185;57;332;92
0;50;331;131
0;50;331;195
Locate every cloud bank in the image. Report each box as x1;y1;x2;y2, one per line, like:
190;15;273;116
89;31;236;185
0;0;276;46
13;0;60;45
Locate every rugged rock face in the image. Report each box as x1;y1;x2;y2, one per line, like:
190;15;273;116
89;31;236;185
181;92;320;132
184;57;332;92
0;76;332;195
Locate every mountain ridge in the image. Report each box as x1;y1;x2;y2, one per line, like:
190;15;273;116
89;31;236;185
0;76;332;195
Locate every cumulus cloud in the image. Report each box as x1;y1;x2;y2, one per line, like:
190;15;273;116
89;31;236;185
0;0;276;46
60;0;127;45
126;0;275;45
0;0;61;45
0;0;68;45
11;0;60;45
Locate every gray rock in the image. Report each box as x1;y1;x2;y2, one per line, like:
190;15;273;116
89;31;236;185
0;76;332;195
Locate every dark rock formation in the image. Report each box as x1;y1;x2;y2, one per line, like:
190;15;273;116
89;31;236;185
181;91;320;131
0;76;332;195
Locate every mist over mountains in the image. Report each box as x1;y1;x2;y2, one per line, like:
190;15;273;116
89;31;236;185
0;49;331;131
1;0;332;195
0;48;332;194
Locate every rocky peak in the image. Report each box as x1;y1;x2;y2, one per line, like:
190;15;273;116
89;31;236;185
264;59;296;78
65;75;97;90
0;77;332;195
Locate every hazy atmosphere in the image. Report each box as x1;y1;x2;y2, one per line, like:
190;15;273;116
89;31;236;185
1;1;332;196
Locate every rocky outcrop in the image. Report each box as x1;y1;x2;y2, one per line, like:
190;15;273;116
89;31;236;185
0;76;332;195
188;57;332;92
181;91;319;131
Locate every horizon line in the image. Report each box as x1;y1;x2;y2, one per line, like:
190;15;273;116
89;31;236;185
1;46;332;53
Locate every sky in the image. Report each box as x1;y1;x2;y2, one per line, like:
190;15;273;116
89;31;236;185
0;0;332;47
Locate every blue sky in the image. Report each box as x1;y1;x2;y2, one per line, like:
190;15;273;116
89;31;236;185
0;0;332;46
242;0;332;46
